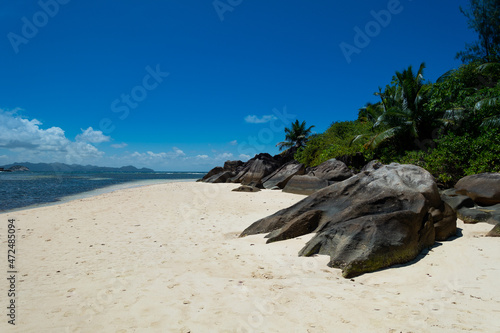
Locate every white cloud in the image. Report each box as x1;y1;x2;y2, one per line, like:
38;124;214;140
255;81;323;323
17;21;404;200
244;114;278;124
65;141;105;163
76;127;110;143
172;147;185;157
0;110;64;150
147;151;168;158
130;147;186;161
111;142;128;149
0;109;104;163
229;140;238;146
196;155;209;159
216;152;233;160
239;154;251;161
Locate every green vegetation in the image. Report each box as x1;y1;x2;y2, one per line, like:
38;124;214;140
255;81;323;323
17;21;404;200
399;128;500;185
284;1;500;187
295;120;373;167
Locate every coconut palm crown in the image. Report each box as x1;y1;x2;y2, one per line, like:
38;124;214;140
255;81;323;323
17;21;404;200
276;120;315;151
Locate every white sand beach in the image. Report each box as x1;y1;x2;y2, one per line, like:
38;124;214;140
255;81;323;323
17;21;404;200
1;182;500;332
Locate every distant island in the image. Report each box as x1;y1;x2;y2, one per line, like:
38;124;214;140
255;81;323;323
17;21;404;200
0;165;30;172
0;162;154;173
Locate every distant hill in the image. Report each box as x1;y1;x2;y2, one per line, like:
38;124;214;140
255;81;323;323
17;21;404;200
7;165;30;172
0;162;155;173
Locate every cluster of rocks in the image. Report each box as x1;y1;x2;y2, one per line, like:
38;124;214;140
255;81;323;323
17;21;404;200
201;155;499;277
200;153;355;194
441;173;500;237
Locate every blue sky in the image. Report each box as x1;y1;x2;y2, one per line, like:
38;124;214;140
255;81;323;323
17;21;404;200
0;0;476;171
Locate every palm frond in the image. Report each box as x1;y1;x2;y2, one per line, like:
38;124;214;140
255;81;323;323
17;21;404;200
442;107;467;119
276;141;293;151
477;62;500;74
436;68;457;83
367;127;401;149
349;134;365;146
416;62;426;81
440;108;467;128
475;96;500;110
481;115;500;129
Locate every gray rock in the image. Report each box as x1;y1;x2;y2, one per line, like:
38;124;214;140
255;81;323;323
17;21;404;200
282;175;329;195
456;207;492;224
232;185;261;192
224;160;244;172
262;161;306;189
308;159;353;181
487;223;500;237
266;210;323;243
489;213;500;224
201;160;246;182
482;204;500;223
200;166;224;182
231;153;282;187
433;202;457;241
455;173;500;206
360;160;384;172
204;171;235;183
241;163;453;278
441;188;475;211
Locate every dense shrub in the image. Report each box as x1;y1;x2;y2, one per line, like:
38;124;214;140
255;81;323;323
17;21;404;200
295;120;373;167
398;128;500;186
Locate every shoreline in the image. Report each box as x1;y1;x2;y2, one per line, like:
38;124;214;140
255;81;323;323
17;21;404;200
1;182;499;332
1;178;197;214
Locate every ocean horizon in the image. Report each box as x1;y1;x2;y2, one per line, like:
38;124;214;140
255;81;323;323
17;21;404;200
0;170;206;212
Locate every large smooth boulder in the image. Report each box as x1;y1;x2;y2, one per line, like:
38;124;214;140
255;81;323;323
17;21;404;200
204;171;235;184
282;175;330;195
308;159;353;181
455;173;500;206
231;153;282;187
456;203;500;224
262;161;306;189
200;166;224;182
200;160;244;183
241;163;454;278
457;207;492;224
224;160;244;172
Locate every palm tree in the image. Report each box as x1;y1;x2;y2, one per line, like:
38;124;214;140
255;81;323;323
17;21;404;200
441;62;500;130
276;120;315;151
365;62;431;149
357;102;383;123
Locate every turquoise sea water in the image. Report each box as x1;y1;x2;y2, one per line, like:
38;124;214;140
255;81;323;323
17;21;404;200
0;171;204;212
